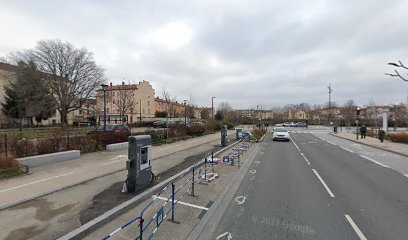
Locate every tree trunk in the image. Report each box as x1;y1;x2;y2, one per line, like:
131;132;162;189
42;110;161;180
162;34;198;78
60;110;68;128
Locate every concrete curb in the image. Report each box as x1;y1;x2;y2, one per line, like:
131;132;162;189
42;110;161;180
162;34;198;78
16;150;80;168
329;133;408;158
187;140;260;240
57;140;243;240
106;142;128;151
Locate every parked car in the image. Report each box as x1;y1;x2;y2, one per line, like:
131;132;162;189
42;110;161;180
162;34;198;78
95;124;131;135
153;121;168;128
272;127;290;141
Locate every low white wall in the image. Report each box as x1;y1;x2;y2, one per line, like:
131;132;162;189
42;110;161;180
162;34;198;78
106;142;128;151
17;150;80;168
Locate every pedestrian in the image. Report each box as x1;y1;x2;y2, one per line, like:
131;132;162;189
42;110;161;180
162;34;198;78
360;124;367;138
378;130;385;143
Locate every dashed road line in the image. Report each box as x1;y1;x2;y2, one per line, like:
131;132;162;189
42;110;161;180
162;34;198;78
291;140;301;152
300;153;311;166
326;140;336;145
360;155;390;168
340;146;355;153
312;169;335;198
345;214;368;240
0;172;74;194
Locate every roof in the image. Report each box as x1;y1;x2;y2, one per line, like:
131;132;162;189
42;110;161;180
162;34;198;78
96;84;138;91
0;62;19;73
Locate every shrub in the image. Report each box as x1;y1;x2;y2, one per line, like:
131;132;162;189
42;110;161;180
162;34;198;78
145;130;164;143
388;132;408;144
14;139;36;158
252;129;267;140
190;124;205;136
0;153;18;169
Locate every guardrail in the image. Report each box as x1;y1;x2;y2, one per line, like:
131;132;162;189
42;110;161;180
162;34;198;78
101;142;253;240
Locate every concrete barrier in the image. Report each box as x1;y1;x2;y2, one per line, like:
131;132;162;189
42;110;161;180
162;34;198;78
106;142;128;151
16;150;80;168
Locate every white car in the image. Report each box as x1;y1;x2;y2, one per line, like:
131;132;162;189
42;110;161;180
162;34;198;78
272;127;290;141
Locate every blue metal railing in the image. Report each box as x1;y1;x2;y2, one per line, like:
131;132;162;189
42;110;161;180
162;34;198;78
102;142;252;240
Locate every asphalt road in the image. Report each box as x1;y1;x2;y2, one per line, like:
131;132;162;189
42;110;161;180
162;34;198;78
209;130;408;240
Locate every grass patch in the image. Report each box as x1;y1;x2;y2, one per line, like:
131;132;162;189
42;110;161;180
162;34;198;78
0;169;24;180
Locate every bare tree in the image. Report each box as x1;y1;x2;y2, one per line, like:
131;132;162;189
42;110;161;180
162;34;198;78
341;100;356;127
386;61;408;82
161;87;177;118
217;101;234;121
21;39;105;127
111;81;135;123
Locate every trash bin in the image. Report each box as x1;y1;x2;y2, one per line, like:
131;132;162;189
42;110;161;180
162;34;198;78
334;126;338;133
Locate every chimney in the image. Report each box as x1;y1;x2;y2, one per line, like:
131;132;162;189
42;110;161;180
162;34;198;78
122;81;125;85
110;82;112;86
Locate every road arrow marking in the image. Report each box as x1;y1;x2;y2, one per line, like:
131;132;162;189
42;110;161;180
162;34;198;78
216;232;232;240
250;169;256;174
235;195;246;205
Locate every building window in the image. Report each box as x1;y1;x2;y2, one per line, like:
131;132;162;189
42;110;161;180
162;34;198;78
148;109;150;114
143;109;145;114
107;108;109;114
148;101;150;106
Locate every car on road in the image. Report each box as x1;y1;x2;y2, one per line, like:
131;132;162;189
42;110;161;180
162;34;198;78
272;127;290;141
294;122;307;127
282;122;295;127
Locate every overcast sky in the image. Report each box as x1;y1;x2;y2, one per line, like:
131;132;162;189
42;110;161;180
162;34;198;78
1;0;408;109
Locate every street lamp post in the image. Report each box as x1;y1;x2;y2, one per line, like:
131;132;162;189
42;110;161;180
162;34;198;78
101;84;109;131
212;97;216;119
328;84;333;126
184;100;187;127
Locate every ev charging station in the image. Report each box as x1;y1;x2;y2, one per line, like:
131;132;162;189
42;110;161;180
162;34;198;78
221;125;228;147
126;135;153;193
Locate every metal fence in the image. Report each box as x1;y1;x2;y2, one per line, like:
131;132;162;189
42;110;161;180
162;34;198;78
102;142;253;240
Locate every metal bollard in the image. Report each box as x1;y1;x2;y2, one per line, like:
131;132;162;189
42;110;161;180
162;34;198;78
204;158;207;181
139;217;144;240
171;182;175;221
192;166;195;196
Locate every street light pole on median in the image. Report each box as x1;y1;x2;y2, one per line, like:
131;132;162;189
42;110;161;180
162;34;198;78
212;97;216;119
101;84;108;131
184;99;187;127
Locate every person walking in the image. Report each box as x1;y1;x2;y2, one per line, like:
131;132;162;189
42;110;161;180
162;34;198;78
360;124;367;138
379;130;385;143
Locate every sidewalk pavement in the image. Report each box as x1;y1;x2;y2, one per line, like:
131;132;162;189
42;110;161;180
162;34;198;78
331;132;408;157
0;129;242;209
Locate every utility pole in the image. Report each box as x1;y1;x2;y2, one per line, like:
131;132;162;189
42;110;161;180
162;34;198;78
211;97;216;119
328;84;333;126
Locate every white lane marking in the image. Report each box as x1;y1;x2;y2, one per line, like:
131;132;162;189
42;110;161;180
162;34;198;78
292;140;301;152
352;144;363;149
255;161;261;165
404;174;408;178
250;169;256;174
217;232;232;240
300;153;311;166
326;140;336;145
153;195;209;211
345;214;368;240
0;172;74;194
340;146;355;153
312;169;335;198
360;155;390;168
235;195;246;205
